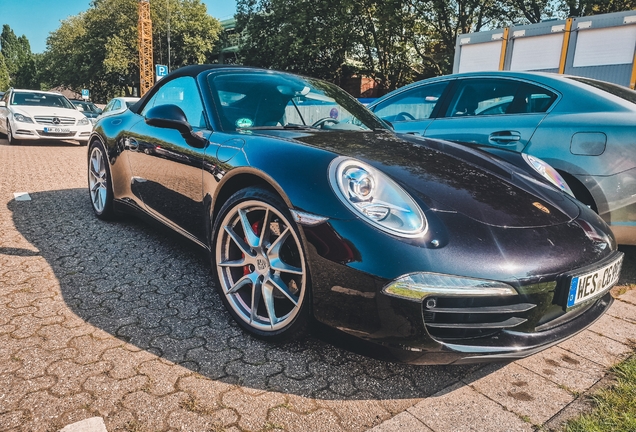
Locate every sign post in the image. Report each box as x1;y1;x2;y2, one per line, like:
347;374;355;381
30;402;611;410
155;65;168;82
81;89;89;100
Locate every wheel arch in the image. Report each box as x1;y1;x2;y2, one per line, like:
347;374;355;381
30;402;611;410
208;168;295;246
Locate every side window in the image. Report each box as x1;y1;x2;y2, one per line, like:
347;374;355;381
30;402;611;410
103;100;114;113
447;79;556;117
142;76;206;129
373;81;448;122
112;100;122;111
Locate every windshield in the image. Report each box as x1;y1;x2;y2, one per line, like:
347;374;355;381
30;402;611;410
208;71;386;132
11;92;75;109
568;76;636;105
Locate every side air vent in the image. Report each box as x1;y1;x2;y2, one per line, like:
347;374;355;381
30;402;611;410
423;296;536;340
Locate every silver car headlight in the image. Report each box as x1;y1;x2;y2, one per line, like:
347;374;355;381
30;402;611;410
13;113;33;123
329;156;427;238
522;153;573;197
77;117;90;126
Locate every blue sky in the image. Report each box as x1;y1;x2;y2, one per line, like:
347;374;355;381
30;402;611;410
0;0;237;53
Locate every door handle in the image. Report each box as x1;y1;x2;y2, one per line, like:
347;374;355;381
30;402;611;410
489;131;521;144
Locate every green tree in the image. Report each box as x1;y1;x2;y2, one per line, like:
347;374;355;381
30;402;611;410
1;24;38;88
559;0;636;17
236;0;354;83
0;52;9;91
42;0;221;102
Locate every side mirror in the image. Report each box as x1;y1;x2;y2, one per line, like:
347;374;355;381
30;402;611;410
145;104;192;135
96;108;103;114
77;105;84;112
0;101;5;108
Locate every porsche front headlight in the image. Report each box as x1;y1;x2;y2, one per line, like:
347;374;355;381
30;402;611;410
522;153;573;197
329;157;427;237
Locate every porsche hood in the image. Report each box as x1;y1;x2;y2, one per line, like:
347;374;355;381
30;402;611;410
265;129;581;229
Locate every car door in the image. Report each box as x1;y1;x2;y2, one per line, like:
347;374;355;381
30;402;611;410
126;76;211;242
371;80;450;134
424;77;557;153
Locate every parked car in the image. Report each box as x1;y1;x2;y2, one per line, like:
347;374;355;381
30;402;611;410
368;71;636;245
70;99;102;125
97;96;139;120
87;65;623;364
0;88;92;145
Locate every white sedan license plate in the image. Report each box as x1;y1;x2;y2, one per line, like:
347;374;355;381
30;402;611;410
566;254;623;309
44;127;70;133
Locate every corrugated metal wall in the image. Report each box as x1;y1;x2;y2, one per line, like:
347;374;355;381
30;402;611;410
453;10;636;89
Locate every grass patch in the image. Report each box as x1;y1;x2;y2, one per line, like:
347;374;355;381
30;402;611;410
564;354;636;431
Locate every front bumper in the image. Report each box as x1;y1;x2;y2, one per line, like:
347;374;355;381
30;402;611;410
12;121;92;142
382;292;612;365
303;209;621;365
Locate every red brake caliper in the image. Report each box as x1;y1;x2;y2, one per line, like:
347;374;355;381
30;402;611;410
243;220;262;276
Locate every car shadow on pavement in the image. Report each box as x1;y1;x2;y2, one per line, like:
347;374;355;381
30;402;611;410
7;188;489;401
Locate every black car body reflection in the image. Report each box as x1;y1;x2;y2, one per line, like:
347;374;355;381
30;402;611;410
87;65;623;364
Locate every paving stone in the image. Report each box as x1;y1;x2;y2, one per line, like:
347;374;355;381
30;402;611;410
558;329;633;367
464;362;574;425
269;407;345;432
588;313;636;346
316;396;392;431
606;299;636;325
84;374;149;416
222;389;286;431
120;391;190;431
618;287;636;305
408;381;533;432
516;346;604;393
367;411;433;432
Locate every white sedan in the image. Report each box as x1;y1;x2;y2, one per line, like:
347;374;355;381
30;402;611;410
0;89;93;145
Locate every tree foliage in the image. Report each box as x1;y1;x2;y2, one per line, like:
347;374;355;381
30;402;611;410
236;0;634;92
0;52;9;91
0;24;39;89
42;0;222;102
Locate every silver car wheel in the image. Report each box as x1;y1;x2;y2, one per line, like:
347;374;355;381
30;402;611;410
216;200;306;332
88;146;108;213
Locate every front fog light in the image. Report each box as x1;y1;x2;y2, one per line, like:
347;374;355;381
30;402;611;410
383;272;517;302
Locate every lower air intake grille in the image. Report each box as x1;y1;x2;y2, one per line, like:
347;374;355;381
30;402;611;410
423;296;536;340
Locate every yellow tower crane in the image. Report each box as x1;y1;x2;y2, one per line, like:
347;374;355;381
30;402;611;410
138;0;154;96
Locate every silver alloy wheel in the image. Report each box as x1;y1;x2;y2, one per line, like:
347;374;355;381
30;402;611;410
88;146;108;213
216;200;306;331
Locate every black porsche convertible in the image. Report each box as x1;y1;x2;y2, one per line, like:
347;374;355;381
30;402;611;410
88;65;623;364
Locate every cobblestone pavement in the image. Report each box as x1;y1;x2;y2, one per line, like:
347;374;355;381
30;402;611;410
0;139;634;432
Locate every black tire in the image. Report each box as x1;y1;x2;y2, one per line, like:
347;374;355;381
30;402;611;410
87;140;116;220
7;122;20;145
212;187;311;341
